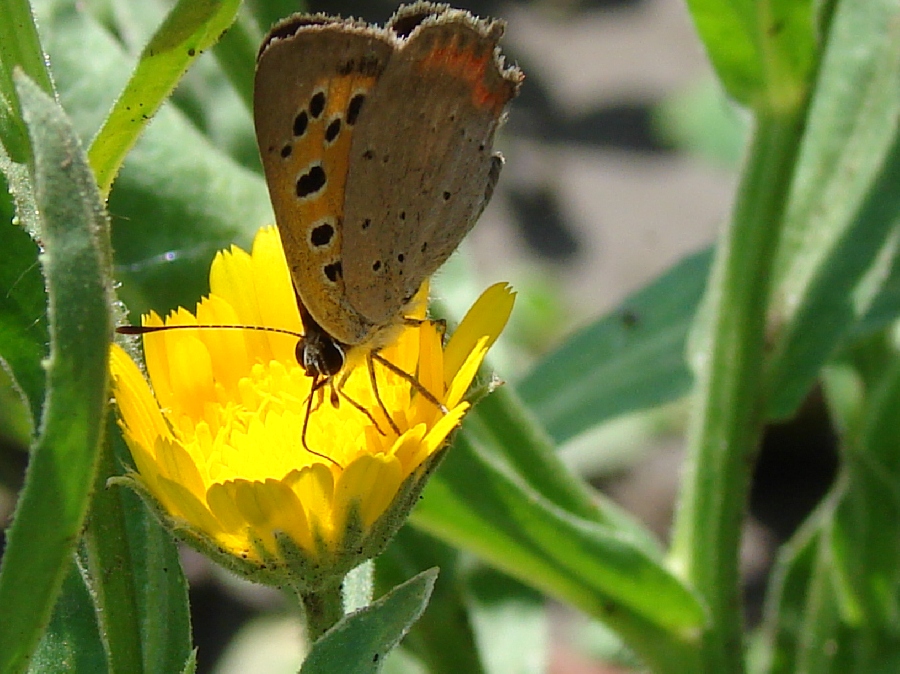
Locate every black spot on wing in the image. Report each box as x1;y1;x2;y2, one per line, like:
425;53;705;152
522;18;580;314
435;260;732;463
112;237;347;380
293;111;308;137
309;91;326;118
323;261;342;283
325;118;342;144
296;164;326;198
347;94;365;125
310;222;335;247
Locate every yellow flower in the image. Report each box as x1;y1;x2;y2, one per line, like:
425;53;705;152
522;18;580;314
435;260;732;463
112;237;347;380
110;226;514;588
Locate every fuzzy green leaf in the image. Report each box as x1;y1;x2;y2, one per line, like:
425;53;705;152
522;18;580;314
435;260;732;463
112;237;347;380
0;74;112;673
0;0;54;162
301;569;438;674
83;429;193;674
28;560;106;674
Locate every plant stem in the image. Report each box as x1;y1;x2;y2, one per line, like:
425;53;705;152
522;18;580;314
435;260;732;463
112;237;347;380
300;580;345;643
669;108;807;672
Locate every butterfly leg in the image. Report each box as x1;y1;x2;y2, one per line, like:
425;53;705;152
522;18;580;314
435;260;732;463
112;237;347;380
331;367;393;435
370;351;448;415
366;352;403;436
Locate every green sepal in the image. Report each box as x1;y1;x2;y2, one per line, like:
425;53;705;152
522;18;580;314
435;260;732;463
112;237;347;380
108;447;449;592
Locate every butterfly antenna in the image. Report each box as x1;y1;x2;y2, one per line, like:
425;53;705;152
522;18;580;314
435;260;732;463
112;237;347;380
117;323;306;339
301;374;342;468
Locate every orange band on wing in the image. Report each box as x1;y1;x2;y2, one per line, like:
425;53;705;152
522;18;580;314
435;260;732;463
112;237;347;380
419;38;507;113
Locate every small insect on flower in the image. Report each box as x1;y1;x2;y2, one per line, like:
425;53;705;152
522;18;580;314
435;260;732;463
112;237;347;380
109;226;514;588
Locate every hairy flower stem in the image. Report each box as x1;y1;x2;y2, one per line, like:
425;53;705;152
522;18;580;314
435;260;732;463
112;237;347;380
300;579;345;642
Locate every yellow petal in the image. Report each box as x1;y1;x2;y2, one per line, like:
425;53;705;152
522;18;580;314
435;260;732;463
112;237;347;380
333;454;403;534
446;337;490;409
156;475;225;538
412;322;445;421
443;282;515;386
228;479;277;554
287;464;336;548
154;436;207;499
209;245;278;361
140;310;174;411
195;294;251;390
251;227;303;334
206;482;250;533
390;424;428;478
423;403;469;456
264;478;315;554
110;344;171;449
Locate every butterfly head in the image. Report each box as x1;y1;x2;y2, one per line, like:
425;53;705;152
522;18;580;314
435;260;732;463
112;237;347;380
297;320;346;380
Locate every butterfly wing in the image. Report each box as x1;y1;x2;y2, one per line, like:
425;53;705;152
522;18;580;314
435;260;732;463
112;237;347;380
254;17;396;345
341;9;523;326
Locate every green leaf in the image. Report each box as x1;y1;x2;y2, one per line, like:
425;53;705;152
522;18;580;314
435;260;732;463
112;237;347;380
519;248;709;444
88;0;242;196
301;569;438;674
381;496;547;674
472;385;663;554
766;0;900;417
180;649;198;674
0;0;54;162
42;6;271;316
791;536;847;674
0;74;112;673
83;429;193;674
754;353;900;673
684;0;816;110
414;433;705;674
28;559;106;674
0;358;33;451
752;500;899;674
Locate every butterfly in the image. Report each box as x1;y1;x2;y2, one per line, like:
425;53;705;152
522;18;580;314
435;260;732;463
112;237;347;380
253;3;522;412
